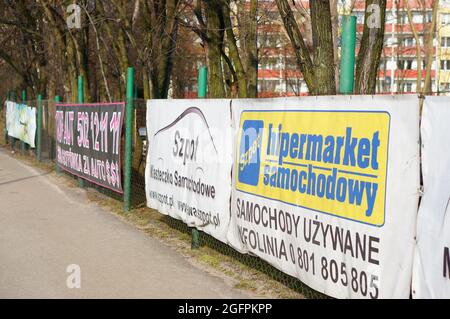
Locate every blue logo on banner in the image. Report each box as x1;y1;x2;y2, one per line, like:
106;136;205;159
238;120;264;186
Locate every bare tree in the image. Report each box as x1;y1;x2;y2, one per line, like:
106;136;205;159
405;0;438;94
275;0;336;95
176;0;258;98
355;0;387;94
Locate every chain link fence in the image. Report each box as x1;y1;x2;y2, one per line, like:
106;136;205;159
0;98;325;299
130;99;325;299
0;100;6;146
130;99;148;207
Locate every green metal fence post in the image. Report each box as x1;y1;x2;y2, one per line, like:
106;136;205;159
124;67;134;212
21;89;27;152
198;66;208;98
10;91;16;151
4;91;9;144
339;15;357;94
37;94;43;162
77;76;85;188
55;95;61;174
191;66;208;249
78;76;84;103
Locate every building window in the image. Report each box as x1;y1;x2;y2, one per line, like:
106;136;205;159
440;83;450;93
407;61;412;70
386;12;394;23
355;11;365;24
261;79;279;92
399;82;414;93
398;12;409;24
441;60;450;71
401;37;415;47
442;37;450;47
259;34;283;48
400;82;413;93
263;57;282;70
286;78;302;94
398;59;413;70
441;13;450;26
285;57;297;69
406;82;413;93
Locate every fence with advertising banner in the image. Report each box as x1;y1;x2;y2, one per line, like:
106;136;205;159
228;96;421;299
55;103;125;193
144;95;424;299
412;96;450;298
3;94;450;299
6;101;37;148
145;99;233;244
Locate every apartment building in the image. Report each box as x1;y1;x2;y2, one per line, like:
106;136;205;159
375;0;436;94
182;0;450;97
438;0;450;94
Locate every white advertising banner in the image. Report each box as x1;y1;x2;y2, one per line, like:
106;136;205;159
145;99;233;244
6;101;37;148
228;96;420;299
412;96;450;298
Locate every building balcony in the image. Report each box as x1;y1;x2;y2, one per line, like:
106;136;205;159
439;48;450;57
439;71;450;83
379;69;436;79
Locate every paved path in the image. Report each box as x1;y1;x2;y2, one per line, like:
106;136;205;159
0;148;250;299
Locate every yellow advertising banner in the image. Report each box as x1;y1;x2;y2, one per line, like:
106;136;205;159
236;111;390;227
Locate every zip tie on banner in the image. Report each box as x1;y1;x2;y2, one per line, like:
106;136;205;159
418;185;425;197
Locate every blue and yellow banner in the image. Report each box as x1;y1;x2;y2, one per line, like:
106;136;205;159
236;110;390;227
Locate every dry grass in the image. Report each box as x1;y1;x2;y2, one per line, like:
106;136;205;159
0;107;6;145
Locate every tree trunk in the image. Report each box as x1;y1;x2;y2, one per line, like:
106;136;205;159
423;0;438;95
310;0;336;94
331;0;340;89
143;70;150;100
275;0;316;93
405;0;423;92
246;0;258;98
275;0;335;95
355;0;387;94
205;0;226;98
222;0;247;98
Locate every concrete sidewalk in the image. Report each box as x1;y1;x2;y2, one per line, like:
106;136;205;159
0;148;250;299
